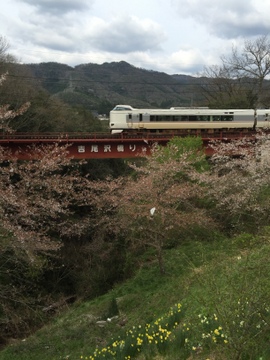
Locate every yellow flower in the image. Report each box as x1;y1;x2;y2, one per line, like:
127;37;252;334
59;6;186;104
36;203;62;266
212;336;217;343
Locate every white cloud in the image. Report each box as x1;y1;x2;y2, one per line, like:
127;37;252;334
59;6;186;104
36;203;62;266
17;0;92;15
86;16;166;53
171;0;270;39
1;0;270;75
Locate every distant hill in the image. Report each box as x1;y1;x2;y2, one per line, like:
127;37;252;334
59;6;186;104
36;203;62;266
25;61;204;114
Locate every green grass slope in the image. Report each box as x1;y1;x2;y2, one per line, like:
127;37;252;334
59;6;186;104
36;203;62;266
1;230;270;360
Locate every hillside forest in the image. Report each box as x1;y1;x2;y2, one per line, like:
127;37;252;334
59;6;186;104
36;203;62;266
0;35;270;360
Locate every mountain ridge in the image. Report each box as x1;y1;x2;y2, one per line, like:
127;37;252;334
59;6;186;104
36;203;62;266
25;61;203;113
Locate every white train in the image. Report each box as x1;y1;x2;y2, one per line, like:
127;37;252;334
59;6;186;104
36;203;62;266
109;105;270;134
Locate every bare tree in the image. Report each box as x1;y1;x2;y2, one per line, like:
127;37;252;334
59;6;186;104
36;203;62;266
0;36;10;61
198;64;253;108
198;36;270;115
0;35;17;64
221;36;270;109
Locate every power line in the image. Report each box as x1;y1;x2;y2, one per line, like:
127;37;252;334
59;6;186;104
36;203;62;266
5;73;199;86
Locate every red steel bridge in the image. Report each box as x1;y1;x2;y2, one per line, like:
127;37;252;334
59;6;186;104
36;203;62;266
0;131;259;160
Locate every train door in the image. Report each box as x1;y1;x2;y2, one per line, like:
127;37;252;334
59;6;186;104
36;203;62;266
139;113;143;128
264;112;270;128
126;113;133;128
138;113;150;129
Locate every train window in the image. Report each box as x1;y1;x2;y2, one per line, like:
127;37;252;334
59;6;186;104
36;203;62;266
139;114;143;122
148;114;232;122
188;115;199;121
128;114;132;119
151;115;169;121
198;116;210;121
212;115;233;121
221;115;233;121
181;116;188;121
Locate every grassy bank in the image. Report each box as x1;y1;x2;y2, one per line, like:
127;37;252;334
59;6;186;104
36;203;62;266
1;229;270;360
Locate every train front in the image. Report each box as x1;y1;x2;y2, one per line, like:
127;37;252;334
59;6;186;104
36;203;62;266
109;105;134;134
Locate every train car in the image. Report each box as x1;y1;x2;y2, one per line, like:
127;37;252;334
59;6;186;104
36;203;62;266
109;105;270;134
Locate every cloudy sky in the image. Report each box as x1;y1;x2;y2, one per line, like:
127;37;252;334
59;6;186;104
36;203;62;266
1;0;270;75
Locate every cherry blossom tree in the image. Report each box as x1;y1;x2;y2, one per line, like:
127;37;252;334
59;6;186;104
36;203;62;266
201;132;270;232
92;137;215;275
0;72;107;334
0;72;30;132
0;140;113;338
